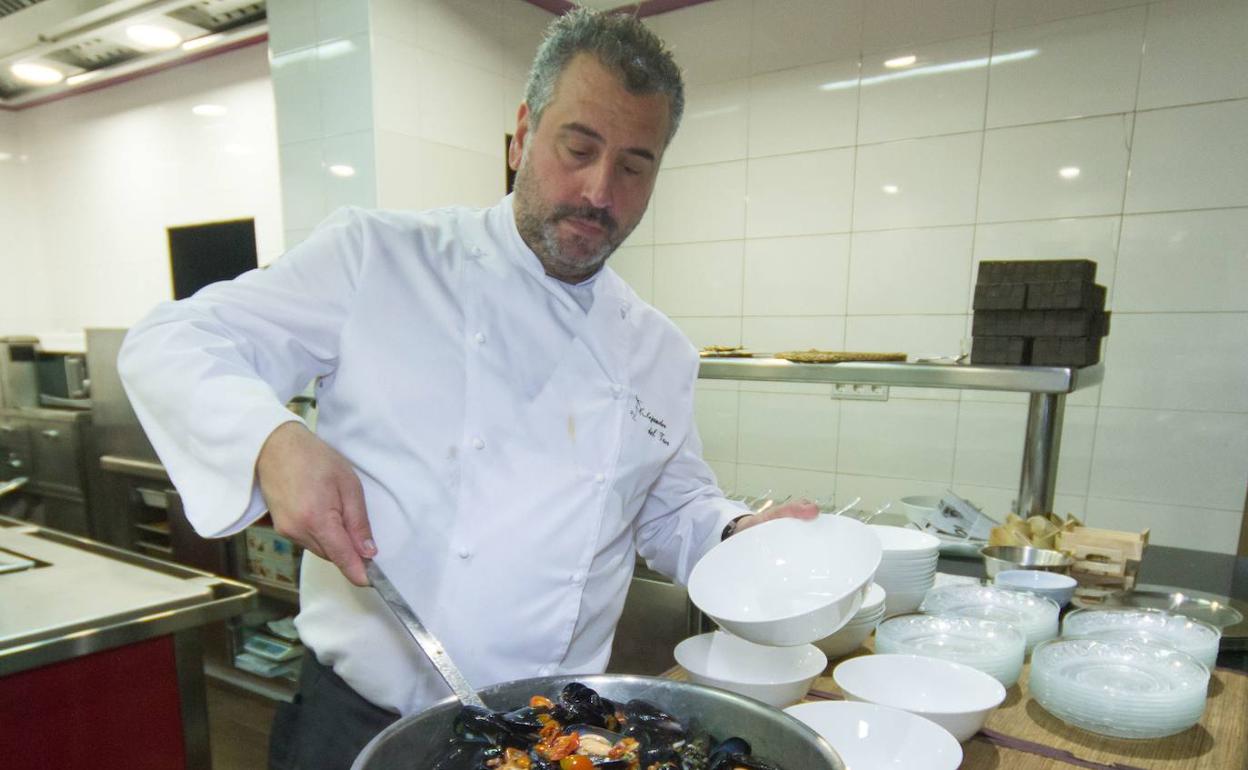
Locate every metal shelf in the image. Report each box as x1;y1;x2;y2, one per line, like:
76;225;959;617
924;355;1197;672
698;359;1102;394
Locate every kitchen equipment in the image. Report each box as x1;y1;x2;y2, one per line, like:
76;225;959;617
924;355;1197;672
35;351;88;400
833;653;1006;742
688;515;880;646
351;674;846;769
0;337;39;409
995;569;1078;607
365;560;485;709
1029;638;1209;739
875;614;1026;688
674;630;826;708
786;701;963;770
921;585;1060;654
1062;608;1221;669
980;544;1073;578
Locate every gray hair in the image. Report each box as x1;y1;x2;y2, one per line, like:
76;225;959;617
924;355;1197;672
523;8;685;148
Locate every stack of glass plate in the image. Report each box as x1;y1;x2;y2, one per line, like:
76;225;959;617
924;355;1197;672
1029;638;1209;739
920;585;1059;654
1062;608;1221;669
875;614;1026;687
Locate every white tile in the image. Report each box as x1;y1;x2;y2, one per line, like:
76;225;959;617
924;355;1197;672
694;386;740;463
278;139;326;230
609;245;654;303
1100;313;1248;413
653;241;744;317
645;0;753;85
1089;408;1248;510
653;162;747;243
1138;0;1248;110
857;35;990;144
993;0;1149;31
735;464;839;502
1125;101;1248;214
663;79;749;169
418;51;505;157
318;35;373;138
322;131;376;210
978;116;1131;222
415;0;504;74
949;484;1019;519
624;203;654;247
669;317;741;349
371;35;423;137
738;391;841;472
844;315;966;400
270;46;322;144
266;0;319;55
861;0;993;52
749;0;864;75
742;235;850;316
834;474;952;515
748;60;860;157
1115;209;1248;312
706;460;738;494
747;150;855;237
953;402;1096;496
837;399;959;481
317;0;370;40
1084;497;1243;554
853;133;981;230
497;0;552;82
375;133;503;210
986;8;1146;128
848;227;973;315
741;316;846;355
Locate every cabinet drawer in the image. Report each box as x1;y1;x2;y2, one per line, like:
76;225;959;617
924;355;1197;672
28;418;84;495
0;419;32;481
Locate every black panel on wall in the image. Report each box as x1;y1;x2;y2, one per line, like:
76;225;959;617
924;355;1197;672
167;218;258;300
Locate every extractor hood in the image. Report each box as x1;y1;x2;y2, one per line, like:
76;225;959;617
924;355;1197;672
0;0;266;109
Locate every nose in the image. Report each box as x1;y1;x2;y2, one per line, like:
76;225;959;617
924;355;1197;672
582;158;614;211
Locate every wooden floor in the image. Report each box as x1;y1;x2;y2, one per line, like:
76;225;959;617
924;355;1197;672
206;679;278;770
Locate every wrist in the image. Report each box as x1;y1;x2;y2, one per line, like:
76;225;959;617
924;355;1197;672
721;513;753;541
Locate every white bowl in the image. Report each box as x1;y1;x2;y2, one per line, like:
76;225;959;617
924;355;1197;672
858;583;887;615
785;701;963;770
884;589;930;617
834;654;1007;742
900;496;942;527
814;616;881;659
995;569;1077;607
689;515;882;646
674;631;827;708
871;524;942;554
875;614;1026;688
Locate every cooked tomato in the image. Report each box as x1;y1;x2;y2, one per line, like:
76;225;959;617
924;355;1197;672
558;756;593;770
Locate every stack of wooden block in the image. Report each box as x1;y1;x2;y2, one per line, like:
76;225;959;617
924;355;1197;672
971;259;1110;366
1057;525;1150;602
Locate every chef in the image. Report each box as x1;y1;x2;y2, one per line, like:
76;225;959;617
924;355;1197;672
119;8;816;769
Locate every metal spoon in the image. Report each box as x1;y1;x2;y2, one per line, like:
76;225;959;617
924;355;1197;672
366;560;486;709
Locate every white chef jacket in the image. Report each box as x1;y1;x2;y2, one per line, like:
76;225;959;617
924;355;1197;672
118;194;745;714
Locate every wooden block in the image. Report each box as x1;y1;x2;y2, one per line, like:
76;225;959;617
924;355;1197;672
972;283;1028;309
971;336;1029;365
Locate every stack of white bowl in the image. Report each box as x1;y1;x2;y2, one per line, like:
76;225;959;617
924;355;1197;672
920;584;1060;654
813;583;887;659
1029;637;1210;739
869;525;940;616
1061;608;1222;669
674;630;827;708
874;614;1026;687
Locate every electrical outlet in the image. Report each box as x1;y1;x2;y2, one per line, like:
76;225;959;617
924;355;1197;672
830;383;889;401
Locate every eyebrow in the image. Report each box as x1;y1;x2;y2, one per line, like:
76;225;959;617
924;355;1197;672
561;122;656;163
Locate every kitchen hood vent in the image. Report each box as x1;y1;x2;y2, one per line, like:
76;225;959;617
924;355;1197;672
0;1;52;21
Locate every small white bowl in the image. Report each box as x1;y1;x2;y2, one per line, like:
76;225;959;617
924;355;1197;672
871;524;942;555
995;569;1078;607
689;515;881;646
900;496;942;526
674;631;827;708
785;701;963;770
834;654;1007;742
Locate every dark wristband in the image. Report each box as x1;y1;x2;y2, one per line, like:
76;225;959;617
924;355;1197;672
721;514;752;541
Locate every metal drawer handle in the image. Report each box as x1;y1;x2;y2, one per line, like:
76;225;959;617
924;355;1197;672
40;429;60;439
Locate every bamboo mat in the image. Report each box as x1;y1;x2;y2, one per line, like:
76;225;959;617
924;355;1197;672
664;659;1248;770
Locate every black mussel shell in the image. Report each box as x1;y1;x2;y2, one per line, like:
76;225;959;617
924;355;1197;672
555;682;617;728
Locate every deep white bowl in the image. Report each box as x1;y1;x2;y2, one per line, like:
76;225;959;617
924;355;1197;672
871;524;942;554
900;496;942;527
674;631;827;708
689;515;882;646
786;701;963;770
814;611;885;659
995;569;1078;607
834;654;1007;742
884;589;931;616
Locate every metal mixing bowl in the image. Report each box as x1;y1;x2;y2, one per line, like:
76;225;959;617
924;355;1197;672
980;545;1073;578
351;674;845;769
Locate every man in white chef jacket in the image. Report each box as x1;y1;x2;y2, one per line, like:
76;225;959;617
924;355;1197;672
120;9;815;768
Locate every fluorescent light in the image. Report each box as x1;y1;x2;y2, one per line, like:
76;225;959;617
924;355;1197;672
821;48;1039;91
192;103;228;117
127;24;183;49
182;33;223;51
328;164;356;178
882;184;900;195
1059;166;1081;179
0;153;12;162
10;62;64;85
65;71;99;86
884;54;917;69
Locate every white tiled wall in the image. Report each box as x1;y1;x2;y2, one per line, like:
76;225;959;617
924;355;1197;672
630;0;1248;554
0;44;284;335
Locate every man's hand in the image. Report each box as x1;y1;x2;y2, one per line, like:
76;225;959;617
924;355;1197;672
732;498;820;535
256;421;377;586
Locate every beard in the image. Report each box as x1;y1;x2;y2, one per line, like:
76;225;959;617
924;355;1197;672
512;159;632;284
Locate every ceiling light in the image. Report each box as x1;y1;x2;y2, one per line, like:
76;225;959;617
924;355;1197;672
328;164;356;178
1059;166;1081;179
0;152;12;162
192;103;227;117
882;184;900;195
10;62;64;85
884;54;917;69
182;34;223;52
66;71;99;86
127;24;183;50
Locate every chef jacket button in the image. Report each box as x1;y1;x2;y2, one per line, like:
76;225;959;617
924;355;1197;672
539;664;554;675
471;436;485;450
457;548;471;559
611;383;624;399
593;473;605;485
570;572;584;583
474;332;486;344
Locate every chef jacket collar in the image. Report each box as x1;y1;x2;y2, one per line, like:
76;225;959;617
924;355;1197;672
494;194;608;315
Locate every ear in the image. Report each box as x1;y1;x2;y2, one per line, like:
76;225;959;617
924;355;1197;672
508;102;530;172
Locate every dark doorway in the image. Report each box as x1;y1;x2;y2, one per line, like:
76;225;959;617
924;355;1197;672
167;219;258;300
